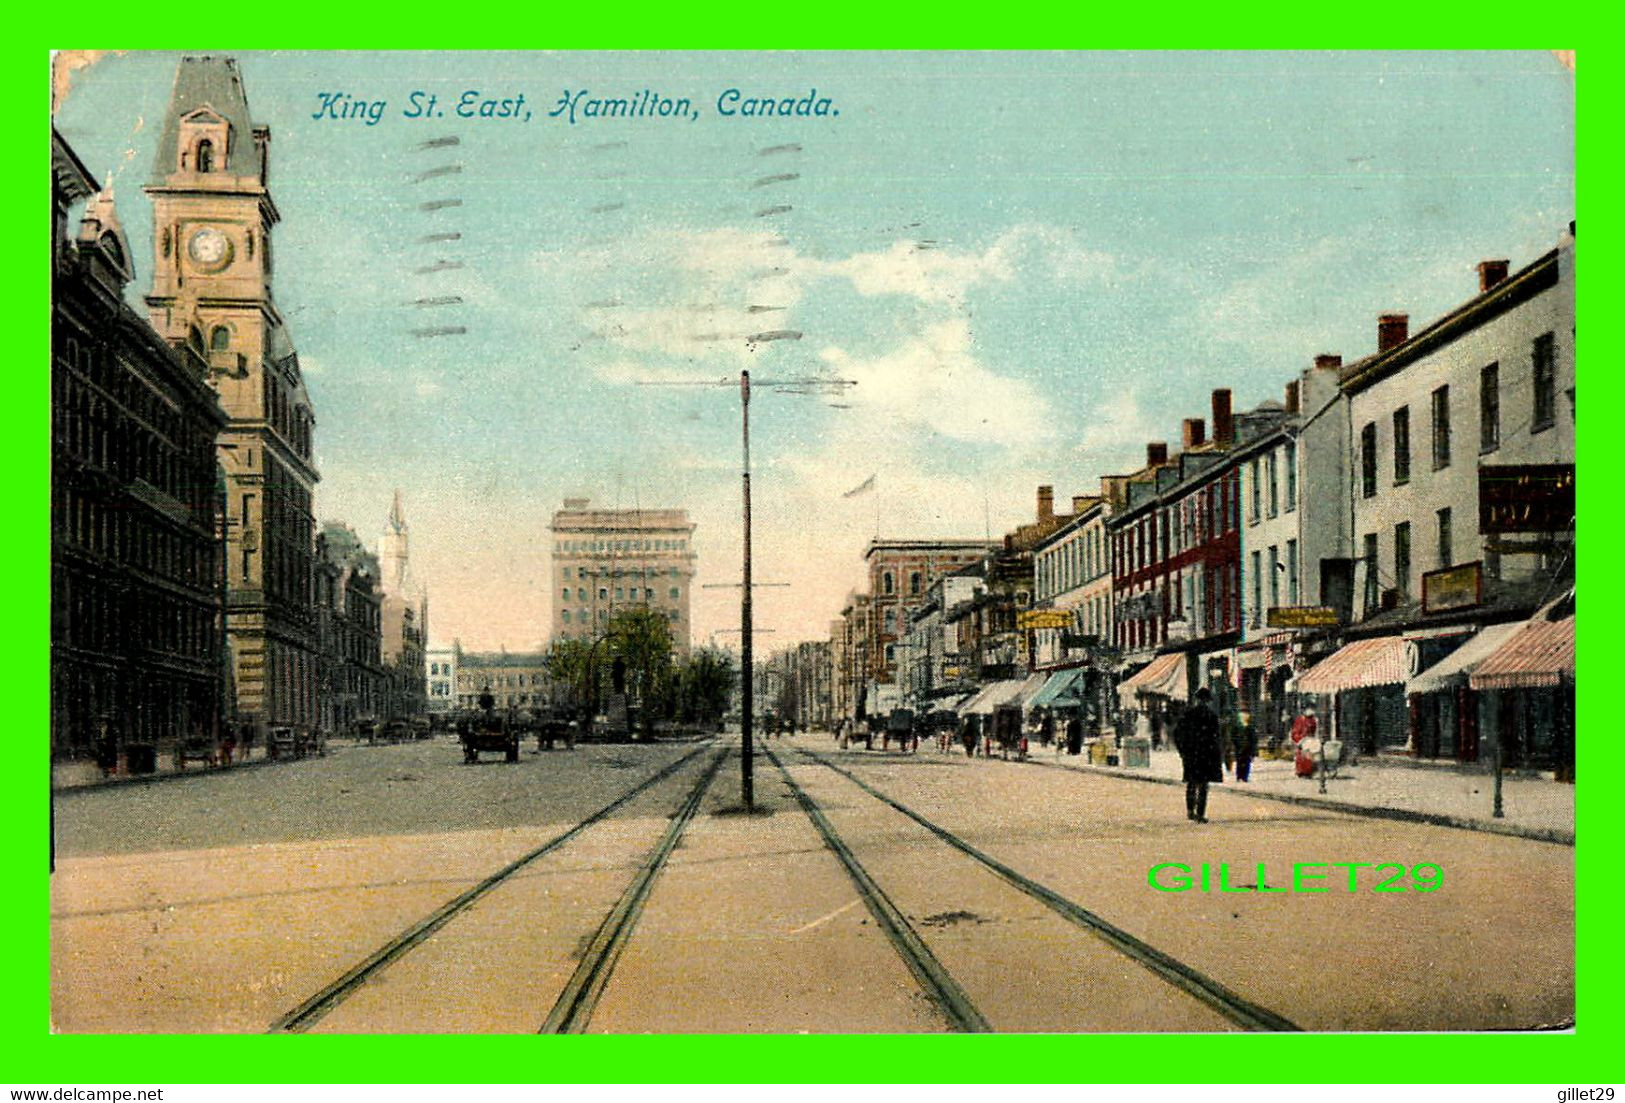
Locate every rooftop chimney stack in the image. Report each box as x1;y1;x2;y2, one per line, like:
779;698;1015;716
1147;442;1169;467
1181;417;1206;450
1036;485;1055;523
1313;353;1343;372
1378;314;1409;353
1071;495;1091;513
1477;259;1510;293
1285;379;1301;415
1211;389;1234;447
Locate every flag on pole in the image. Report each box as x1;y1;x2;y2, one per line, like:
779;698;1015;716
843;473;877;498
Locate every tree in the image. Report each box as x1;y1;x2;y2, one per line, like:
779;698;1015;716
676;647;736;725
606;609;676;738
543;638;594;712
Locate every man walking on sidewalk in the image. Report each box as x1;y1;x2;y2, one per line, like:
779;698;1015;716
1174;688;1223;823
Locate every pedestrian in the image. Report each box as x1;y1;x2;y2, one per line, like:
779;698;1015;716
1040;711;1055;748
1291;705;1319;779
1173;687;1223;823
1065;712;1084;756
220;728;236;767
1232;710;1257;782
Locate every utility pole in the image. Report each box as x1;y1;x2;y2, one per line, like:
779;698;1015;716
741;370;754;809
637;368;855;810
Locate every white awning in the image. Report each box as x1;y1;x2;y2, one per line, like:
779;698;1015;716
1407;622;1525;696
960;679;1027;716
1116;652;1187;709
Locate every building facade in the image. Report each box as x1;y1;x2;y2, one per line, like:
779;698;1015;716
455;648;553;712
313;522;384;733
144;56;319;732
550;500;695;656
52;130;229;769
425;645;457;714
863;538;998;700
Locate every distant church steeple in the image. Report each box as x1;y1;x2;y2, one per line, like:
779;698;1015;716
379;488;412;595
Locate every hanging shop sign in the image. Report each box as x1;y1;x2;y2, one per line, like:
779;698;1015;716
1018;609;1076;630
1422;561;1483;614
1266;606;1339;628
1478;464;1575;534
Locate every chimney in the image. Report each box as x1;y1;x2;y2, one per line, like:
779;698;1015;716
1378;314;1409;353
1036;485;1054;523
1147;442;1168;467
1477;259;1509;293
1314;353;1342;372
1284;380;1301;415
1211;389;1234;447
1181;417;1206;450
1071;495;1091;513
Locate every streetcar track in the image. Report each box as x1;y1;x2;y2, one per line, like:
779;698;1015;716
762;744;992;1033
540;747;730;1033
790;744;1302;1033
267;742;716;1034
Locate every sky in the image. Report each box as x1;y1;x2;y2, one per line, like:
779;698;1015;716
51;50;1575;653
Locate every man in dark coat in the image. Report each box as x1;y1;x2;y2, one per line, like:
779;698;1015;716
1174;687;1224;823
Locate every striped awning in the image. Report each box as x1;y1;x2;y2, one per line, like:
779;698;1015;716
1031;668;1088;709
1116;652;1187;709
1407;622;1524;696
1470;614;1575;691
960;679;1027;716
1296;636;1408;696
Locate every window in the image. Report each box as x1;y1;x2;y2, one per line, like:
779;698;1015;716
1480;363;1500;452
1532;332;1557;431
1437;508;1452;569
561;587;571;600
1363;533;1379;616
1360;422;1377;498
883;571;894;595
195;139;214;172
885;644;896;664
1268;546;1280;609
1266;451;1279;517
1432;386;1451;470
669;586;680;600
1392;407;1410;485
1249;459;1260;523
598;587;608;601
1284;441;1297;512
909;571;922;596
562;610;572;624
577;587;586;601
615;587;624;601
1394;523;1411;598
1286;539;1299;605
1250;550;1262;624
210;326;230;351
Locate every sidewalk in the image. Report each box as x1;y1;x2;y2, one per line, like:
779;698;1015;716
50;739;373;794
1030;746;1575;844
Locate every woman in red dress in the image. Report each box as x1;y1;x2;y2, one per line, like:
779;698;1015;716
1290;705;1319;778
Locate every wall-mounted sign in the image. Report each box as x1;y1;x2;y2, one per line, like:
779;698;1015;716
1267;606;1339;628
1018;609;1075;630
1422;561;1483;614
1479;464;1575;534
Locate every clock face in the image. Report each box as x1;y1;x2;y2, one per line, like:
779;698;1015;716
187;227;232;270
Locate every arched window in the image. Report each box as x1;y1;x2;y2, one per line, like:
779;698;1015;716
882;571;895;595
210;326;231;351
195;140;214;173
909;571;922;595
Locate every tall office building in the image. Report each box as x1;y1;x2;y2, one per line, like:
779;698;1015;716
549;499;695;656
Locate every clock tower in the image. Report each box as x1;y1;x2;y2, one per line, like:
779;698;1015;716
145;56;320;734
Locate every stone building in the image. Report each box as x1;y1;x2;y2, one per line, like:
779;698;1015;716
51;129;229;770
454;647;552;712
550;499;695;655
425;645;457;715
143;56;319;733
314;522;384;733
861;537;998;709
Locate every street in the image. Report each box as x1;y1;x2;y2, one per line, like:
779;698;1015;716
51;732;1573;1034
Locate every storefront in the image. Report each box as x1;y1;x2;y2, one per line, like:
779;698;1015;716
1295;635;1409;756
1405;622;1523;762
1115;651;1187;748
1469;595;1576;779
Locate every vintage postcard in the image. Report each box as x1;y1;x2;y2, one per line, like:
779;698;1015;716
48;50;1574;1038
